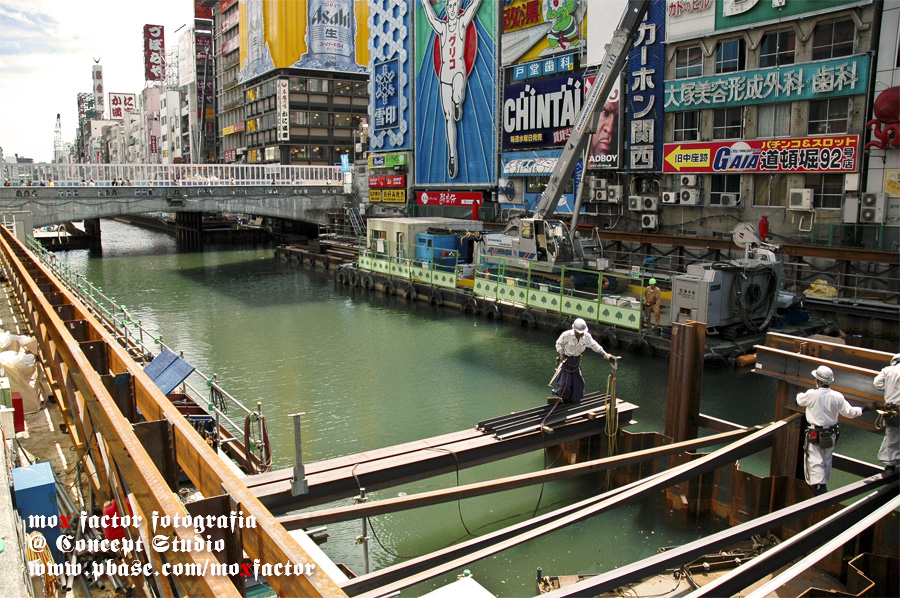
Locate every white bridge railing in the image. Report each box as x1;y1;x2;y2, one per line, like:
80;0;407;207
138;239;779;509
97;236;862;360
2;162;343;187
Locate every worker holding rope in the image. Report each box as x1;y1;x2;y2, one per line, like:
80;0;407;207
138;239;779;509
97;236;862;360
551;318;617;404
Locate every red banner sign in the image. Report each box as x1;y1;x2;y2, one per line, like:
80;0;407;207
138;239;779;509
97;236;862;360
143;25;165;81
416;191;483;207
663;136;859;174
368;175;406;188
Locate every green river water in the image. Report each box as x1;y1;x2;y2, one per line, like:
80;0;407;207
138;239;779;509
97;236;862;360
55;219;882;597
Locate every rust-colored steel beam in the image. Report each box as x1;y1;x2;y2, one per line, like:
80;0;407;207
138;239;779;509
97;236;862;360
278;428;755;529
0;228;347;598
665;321;705;442
764;332;895;371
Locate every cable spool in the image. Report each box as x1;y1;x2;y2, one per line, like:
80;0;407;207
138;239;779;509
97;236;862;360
429;288;444;306
383;279;396;296
520;310;537;329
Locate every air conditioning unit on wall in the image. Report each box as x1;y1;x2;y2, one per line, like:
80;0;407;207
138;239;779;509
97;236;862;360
628;196;642;211
594;178;607;190
591;189;607;203
641;214;658;230
859;192;886;223
680;188;700;206
607;185;624;203
788;188;813;211
680;174;698;187
643;196;659;211
661;191;678;204
497;178;518;204
719;193;739;207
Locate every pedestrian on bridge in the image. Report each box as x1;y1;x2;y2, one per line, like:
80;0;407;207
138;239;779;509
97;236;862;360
798;365;867;495
873;353;900;474
552;318;616;404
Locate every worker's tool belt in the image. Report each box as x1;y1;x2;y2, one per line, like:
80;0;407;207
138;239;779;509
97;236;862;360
807;425;838;449
878;406;900;429
559;355;581;372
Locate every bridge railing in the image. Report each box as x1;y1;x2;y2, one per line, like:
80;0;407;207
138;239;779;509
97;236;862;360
2;162;343;187
25;235;268;465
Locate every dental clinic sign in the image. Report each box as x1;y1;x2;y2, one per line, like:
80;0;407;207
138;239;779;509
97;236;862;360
665;55;869;111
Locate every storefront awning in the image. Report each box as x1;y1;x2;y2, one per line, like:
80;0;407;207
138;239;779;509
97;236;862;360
502;158;558;177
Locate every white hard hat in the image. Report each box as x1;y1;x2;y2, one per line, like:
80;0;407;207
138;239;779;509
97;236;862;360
572;318;588;334
811;365;834;385
892;353;900;365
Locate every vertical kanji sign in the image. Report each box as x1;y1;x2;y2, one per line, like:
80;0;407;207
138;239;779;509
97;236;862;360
144;25;166;81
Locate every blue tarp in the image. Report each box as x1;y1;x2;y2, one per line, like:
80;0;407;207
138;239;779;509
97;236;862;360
143;348;195;395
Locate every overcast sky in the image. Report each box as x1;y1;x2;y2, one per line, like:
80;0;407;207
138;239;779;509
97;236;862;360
0;0;193;162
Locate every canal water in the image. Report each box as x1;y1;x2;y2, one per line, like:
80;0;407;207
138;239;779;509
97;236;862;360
57;219;882;597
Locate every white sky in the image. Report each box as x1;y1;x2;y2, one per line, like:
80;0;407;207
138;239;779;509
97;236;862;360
0;0;194;162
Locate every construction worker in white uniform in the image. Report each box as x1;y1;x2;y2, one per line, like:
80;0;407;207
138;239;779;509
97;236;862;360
797;365;867;495
873;353;900;474
553;318;616;404
420;0;483;178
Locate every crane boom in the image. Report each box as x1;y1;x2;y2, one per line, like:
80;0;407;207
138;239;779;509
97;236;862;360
534;0;651;220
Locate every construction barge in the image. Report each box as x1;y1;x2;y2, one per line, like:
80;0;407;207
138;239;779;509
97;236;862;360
275;216;840;366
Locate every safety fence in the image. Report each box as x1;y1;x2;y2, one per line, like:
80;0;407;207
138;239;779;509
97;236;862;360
24;235;271;471
355;237;645;331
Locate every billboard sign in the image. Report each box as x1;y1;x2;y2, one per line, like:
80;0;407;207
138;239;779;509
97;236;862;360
92;64;105;119
665;55;870;112
368;0;410;151
663;136;860;174
108;93;137;119
627;1;664;171
415;0;497;186
501;0;587;65
368;153;406;169
276;79;290;141
502;71;586;151
417;190;483;207
238;0;370;82
369;175;406;188
143;25;165;81
715;0;859;31
585;76;622;170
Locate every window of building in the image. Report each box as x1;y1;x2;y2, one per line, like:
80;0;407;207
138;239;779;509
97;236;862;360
308;79;330;93
713;107;742;139
757;103;791;138
806;173;843;209
709;174;740;206
674;110;699;141
715;39;745;74
759;30;795;68
675;46;702;79
290;78;308;92
808;98;849;135
752;174;787;207
812;20;854;61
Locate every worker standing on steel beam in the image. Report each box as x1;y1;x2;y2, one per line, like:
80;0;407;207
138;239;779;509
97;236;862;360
873;353;900;475
643;278;661;334
553;318;617;404
797;365;867;495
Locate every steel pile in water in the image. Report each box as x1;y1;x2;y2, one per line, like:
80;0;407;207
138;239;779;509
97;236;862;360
477;392;612;440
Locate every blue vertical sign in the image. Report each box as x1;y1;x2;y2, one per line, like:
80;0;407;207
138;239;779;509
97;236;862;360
368;1;411;151
626;1;665;172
